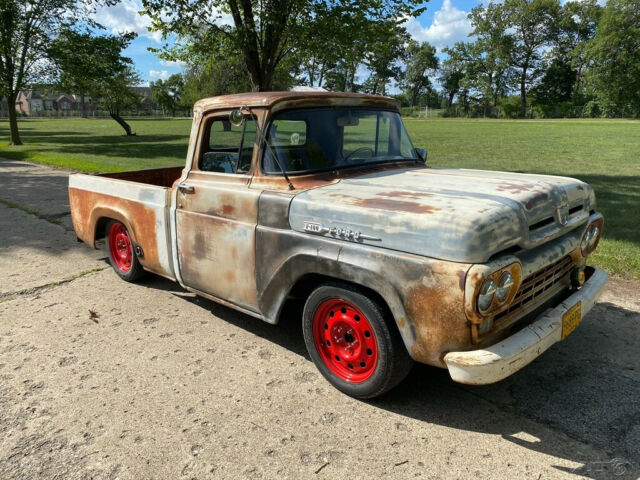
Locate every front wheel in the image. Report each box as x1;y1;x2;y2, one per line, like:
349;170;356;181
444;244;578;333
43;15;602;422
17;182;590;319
302;283;413;399
106;220;145;282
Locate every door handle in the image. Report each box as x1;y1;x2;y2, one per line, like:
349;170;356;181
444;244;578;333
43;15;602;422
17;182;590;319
178;183;195;194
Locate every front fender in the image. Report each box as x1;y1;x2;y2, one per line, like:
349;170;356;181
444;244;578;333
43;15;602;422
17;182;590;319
256;227;471;366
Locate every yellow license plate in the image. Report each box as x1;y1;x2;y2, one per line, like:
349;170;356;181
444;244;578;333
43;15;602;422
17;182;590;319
561;302;582;340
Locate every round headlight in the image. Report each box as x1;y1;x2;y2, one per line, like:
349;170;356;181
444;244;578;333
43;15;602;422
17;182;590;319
478;279;496;312
588;225;599;247
496;272;514;302
581;229;592;251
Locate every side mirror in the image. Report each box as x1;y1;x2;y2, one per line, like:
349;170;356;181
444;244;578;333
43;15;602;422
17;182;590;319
229;109;244;127
415;147;428;162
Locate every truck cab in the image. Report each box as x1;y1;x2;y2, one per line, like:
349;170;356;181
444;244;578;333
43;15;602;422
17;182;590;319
69;92;608;398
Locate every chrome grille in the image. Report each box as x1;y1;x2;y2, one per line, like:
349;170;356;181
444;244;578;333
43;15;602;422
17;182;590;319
495;255;574;321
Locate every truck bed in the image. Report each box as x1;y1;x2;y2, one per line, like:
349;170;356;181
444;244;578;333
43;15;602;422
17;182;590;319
100;166;184;188
68;166;183;280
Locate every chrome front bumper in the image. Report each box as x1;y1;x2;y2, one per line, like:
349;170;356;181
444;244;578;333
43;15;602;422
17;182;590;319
444;267;609;385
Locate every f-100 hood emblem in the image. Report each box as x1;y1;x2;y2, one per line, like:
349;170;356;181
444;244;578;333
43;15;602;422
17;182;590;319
303;222;381;242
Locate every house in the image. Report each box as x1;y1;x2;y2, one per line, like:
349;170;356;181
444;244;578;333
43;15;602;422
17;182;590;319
130;86;156;112
13;87;159;116
15;90;86;115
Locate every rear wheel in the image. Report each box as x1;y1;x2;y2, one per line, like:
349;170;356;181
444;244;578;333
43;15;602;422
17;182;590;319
302;283;413;399
106;220;145;282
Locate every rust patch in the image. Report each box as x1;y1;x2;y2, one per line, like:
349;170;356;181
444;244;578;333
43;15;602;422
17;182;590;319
352;197;441;215
456;269;467;291
401;263;471;366
327;193;442;215
195;91;400;114
68;187;164;276
495;182;537;194
404;270;470;366
378;190;434;200
175;177;260;310
524;191;550;210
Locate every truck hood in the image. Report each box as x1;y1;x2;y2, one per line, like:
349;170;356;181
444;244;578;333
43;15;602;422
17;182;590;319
288;167;595;263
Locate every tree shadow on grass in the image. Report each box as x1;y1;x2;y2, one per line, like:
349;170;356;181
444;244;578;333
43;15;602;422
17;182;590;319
1;131;189;162
565;173;640;246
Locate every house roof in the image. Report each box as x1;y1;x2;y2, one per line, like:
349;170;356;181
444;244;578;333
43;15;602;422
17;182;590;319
131;86;152;97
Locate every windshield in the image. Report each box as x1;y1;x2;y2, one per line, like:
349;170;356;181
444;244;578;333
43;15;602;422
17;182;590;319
262;108;418;174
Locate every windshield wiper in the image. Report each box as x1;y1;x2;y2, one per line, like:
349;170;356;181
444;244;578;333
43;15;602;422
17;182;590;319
241;106;295;191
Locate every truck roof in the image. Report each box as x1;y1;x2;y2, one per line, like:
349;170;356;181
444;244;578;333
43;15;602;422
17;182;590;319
193;91;400;113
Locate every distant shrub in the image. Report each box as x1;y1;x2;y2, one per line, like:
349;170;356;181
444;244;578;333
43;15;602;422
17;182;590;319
583;101;602;118
499;96;521;119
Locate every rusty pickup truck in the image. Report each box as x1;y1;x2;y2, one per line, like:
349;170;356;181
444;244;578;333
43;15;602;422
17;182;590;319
69;92;608;398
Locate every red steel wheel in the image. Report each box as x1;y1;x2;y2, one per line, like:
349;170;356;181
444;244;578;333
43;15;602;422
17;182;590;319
108;222;133;273
303;283;413;398
312;298;379;383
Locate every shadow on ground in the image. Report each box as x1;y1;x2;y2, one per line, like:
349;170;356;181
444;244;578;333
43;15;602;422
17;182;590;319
134;273;640;480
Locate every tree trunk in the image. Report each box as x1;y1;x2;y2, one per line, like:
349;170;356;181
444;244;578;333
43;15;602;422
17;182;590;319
8;93;22;145
520;74;527;118
411;88;419;108
110;112;135;136
80;94;87;118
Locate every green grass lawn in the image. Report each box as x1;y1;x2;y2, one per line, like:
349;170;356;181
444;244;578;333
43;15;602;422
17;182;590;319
0;118;192;172
1;117;639;280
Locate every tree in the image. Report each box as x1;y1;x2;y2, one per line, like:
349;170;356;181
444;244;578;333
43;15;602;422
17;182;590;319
585;0;640;117
402;40;438;106
363;20;410;96
467;3;512;114
95;66;141;135
441;42;479;115
142;0;424;92
554;0;601;99
0;0;98;145
439;65;464;108
49;30;140;135
150;74;185;116
503;0;559;117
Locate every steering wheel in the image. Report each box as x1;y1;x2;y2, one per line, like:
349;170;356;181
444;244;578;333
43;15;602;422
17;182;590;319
343;147;374;163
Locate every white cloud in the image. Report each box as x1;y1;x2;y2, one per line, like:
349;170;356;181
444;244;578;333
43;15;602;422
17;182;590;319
159;59;187;68
94;0;162;43
405;0;473;51
149;69;170;80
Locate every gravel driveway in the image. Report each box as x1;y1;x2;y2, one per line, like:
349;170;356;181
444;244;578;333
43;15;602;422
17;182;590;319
0;158;638;480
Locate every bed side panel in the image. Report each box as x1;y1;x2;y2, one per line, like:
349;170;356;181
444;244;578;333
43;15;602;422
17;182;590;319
69;174;174;278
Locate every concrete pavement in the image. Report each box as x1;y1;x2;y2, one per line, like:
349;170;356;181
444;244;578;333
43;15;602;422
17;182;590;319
0;159;638;480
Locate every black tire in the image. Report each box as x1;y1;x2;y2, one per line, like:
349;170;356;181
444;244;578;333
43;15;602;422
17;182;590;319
302;282;413;399
105;220;146;282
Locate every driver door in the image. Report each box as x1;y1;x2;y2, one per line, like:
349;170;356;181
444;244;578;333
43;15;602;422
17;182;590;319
175;113;261;312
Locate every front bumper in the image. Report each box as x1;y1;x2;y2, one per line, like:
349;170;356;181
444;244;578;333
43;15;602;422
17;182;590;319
443;267;609;385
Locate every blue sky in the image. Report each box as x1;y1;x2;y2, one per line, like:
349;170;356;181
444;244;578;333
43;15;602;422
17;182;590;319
93;0;486;84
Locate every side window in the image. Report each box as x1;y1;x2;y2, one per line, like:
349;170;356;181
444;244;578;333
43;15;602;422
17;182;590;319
200;117;256;173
